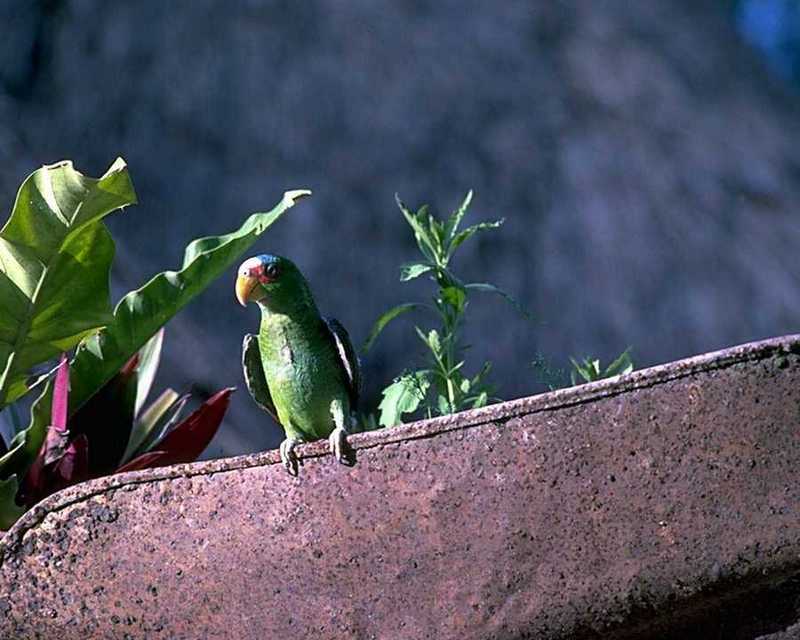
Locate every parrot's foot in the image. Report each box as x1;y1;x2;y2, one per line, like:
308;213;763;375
328;426;355;467
279;437;302;476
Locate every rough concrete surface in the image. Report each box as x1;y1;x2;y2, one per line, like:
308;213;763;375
1;335;799;639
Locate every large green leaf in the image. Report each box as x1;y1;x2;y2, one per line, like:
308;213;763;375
0;158;136;408
378;371;431;427
0;474;25;530
24;189;311;460
0;409;49;484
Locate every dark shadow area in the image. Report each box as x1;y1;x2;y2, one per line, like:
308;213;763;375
594;571;800;640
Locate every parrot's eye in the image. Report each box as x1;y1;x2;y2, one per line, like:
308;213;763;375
265;263;280;280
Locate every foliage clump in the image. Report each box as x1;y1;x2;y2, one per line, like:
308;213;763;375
366;191;524;427
569;349;633;385
0;159;308;529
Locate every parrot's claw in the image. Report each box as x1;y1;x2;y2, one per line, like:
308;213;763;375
328;426;354;466
279;438;302;476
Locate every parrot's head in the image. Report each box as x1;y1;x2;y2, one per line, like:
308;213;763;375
235;254;313;311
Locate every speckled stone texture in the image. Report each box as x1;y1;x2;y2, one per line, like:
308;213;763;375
1;335;799;639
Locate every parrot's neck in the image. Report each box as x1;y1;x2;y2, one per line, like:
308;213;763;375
257;301;322;365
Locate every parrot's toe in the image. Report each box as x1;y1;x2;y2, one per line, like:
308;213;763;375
328;426;354;466
279;438;301;476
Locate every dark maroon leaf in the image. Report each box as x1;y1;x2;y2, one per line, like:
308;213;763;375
116;388;234;472
21;452;45;504
21;435;89;507
51;434;89;489
70;357;139;478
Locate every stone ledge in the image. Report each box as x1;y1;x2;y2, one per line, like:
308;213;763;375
2;335;799;639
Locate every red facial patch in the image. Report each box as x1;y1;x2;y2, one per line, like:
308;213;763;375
240;257;272;284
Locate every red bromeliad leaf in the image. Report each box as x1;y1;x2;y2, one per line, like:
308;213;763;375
116;451;166;473
23;354;71;500
21;356;93;506
116;387;235;472
51;353;69;432
120;353;140;378
152;387;235;461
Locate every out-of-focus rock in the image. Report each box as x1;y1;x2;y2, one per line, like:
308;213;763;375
0;1;798;454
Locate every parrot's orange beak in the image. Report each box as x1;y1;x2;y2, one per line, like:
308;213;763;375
235;275;258;307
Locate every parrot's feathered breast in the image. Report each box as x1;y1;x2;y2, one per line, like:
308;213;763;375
243;314;360;442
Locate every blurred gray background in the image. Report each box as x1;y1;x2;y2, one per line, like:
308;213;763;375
0;0;798;457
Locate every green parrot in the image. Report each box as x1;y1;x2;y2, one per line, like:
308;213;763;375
235;254;361;475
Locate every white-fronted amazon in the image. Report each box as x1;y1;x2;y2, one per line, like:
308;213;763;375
235;254;360;475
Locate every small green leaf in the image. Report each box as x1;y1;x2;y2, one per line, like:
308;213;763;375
436;394;451;416
570;357;590;384
427;329;442;356
414;327;445;363
440;286;466;313
378;372;430;427
448;219;504;257
363;302;424;352
465;282;530;319
0;474;25;530
471;361;492;387
400;262;433;282
395;195;436;262
444;190;473;242
471;391;489;409
427;215;445;255
604;348;634;377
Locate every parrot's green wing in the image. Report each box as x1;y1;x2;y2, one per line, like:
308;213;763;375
324;317;361;410
242;333;279;423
